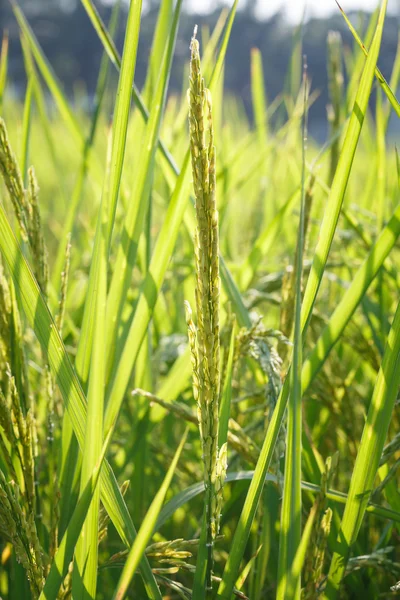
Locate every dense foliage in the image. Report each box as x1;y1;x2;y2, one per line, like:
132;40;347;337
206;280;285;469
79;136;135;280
0;0;399;599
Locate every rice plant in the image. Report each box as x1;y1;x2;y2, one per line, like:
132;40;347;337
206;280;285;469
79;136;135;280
0;0;399;598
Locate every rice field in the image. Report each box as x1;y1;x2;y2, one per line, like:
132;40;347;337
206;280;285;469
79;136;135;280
0;0;400;598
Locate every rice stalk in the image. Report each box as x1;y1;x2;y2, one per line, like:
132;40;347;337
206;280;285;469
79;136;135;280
56;233;71;335
302;454;338;598
0;470;45;599
0;118;29;241
0;120;48;297
186;30;226;592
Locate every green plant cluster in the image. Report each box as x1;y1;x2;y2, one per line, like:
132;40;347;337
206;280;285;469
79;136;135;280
0;1;399;599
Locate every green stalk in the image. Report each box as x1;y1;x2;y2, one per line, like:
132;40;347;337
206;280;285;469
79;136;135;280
285;501;319;598
277;63;308;600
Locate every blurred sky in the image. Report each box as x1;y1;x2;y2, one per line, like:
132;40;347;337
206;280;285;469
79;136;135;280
188;0;399;22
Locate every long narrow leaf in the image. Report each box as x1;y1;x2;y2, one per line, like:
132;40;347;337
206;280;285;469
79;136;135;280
76;0;143;386
336;0;400;118
71;133;109;599
143;0;173;103
112;430;188;600
156;472;400;531
251;48;268;145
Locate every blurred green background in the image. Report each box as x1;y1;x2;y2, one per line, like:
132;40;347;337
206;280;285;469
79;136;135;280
1;0;399;141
